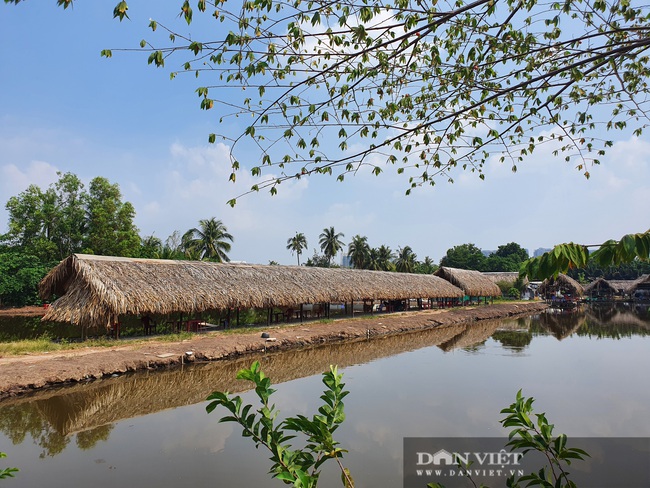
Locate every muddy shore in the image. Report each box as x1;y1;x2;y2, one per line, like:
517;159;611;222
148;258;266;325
0;302;547;399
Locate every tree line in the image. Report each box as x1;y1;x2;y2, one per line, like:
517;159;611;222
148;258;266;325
288;229;530;274
0;172;234;306
2;172;648;307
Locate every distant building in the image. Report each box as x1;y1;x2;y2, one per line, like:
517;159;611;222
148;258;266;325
340;255;352;268
533;247;552;257
481;249;496;257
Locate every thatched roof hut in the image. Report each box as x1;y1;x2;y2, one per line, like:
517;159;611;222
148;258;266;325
433;267;502;297
584;277;618;298
482;272;527;286
537;274;584;299
607;280;639;296
39;254;464;329
630;274;650;295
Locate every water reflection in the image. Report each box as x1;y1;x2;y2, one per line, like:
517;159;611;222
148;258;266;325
1;304;649;487
0;319;500;451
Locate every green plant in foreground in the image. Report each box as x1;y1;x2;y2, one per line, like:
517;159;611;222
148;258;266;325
206;361;353;487
428;390;588;488
0;452;18;479
207;364;587;488
500;390;589;488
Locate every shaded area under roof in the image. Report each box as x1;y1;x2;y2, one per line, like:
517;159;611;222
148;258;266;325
40;254;465;329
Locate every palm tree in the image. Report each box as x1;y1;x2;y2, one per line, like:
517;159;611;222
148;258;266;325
286;232;308;265
366;247;381;270
183;217;234;262
395;246;417;273
319;226;345;266
417;256;438;274
348;235;370;269
140;235;163;258
377;245;395;271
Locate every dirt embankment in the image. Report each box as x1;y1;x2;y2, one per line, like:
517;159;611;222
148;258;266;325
0;302;547;399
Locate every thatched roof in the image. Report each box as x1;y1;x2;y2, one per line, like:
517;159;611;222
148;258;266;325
630;274;650;292
482;272;528;286
39;254;464;329
607;280;639;295
433;267;502;297
584;277;618;295
537;274;584;298
588;275;649;296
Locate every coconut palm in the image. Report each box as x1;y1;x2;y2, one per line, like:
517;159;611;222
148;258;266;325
377;245;395;271
417;256;438;274
348;235;370;269
286;232;308;265
319;226;345;266
183;217;234;262
395;246;417;273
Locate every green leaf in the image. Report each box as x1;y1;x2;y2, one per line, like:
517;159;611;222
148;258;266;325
112;1;129;20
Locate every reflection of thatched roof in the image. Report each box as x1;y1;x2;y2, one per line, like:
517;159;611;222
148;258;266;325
538;274;584;298
438;320;501;351
0;321;488;435
39;254;464;329
482;272;528;286
584;308;650;330
434;267;502;297
538;311;587;339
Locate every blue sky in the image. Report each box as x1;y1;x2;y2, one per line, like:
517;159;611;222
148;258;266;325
1;2;648;265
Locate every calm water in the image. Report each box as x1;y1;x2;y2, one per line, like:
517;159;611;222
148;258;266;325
1;304;649;487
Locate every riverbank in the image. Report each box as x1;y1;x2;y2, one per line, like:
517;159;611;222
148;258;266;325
0;302;547;399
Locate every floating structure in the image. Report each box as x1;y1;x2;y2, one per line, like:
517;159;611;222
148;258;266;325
584;277;618;301
537;274;584;299
39;254;464;332
583;274;650;301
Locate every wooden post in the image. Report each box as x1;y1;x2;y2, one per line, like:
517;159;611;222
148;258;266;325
300;303;304;323
267;308;271;326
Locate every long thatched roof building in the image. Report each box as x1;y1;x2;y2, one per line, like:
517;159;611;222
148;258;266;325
433;267;502;297
40;254;464;330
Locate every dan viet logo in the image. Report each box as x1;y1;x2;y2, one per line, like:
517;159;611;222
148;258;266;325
417;449;524;467
404;436;650;488
414;449;525;478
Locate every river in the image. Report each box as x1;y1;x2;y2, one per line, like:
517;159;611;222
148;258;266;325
0;303;649;487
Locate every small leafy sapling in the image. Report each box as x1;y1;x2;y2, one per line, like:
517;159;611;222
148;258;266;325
206;361;353;487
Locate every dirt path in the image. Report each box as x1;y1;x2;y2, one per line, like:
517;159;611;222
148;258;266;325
0;302;547;399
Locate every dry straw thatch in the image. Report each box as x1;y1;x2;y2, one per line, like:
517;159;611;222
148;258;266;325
40;254;464;329
433;267;502;297
537;274;584;298
482;272;528;286
607;280;639;295
584;277;618;296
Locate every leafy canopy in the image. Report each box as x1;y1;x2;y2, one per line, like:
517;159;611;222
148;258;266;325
522;229;650;280
11;0;650;204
